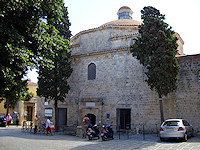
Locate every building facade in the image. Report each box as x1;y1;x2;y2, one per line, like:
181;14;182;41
37;6;200;133
0;80;37;125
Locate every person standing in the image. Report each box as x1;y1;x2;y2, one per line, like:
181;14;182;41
46;117;53;136
34;115;39;134
16;114;19;127
82;115;90;138
6;114;12;127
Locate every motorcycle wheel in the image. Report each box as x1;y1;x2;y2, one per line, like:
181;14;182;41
88;135;92;140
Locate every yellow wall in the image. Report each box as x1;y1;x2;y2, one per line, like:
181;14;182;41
0;99;6;114
0;81;38;115
0;99;14;115
27;84;38;98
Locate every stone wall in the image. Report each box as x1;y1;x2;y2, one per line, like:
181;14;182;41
37;23;200;133
174;54;200;131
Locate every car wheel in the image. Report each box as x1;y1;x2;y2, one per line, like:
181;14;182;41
183;133;188;142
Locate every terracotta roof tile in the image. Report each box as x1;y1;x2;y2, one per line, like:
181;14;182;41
101;19;142;27
27;81;37;86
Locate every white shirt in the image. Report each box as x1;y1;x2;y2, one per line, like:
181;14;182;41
46;119;51;128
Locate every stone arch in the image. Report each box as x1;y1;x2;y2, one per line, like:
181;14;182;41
87;113;96;126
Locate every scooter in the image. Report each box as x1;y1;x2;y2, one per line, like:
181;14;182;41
100;124;114;141
87;124;100;140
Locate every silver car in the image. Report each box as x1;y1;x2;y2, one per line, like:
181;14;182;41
160;119;193;141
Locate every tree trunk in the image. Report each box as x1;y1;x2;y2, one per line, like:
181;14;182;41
6;98;9;116
55;100;58;131
159;97;164;123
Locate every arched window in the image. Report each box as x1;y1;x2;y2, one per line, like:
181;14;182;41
88;63;96;80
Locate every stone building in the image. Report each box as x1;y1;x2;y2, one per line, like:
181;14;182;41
37;6;200;133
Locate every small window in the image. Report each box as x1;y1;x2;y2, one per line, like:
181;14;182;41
88;63;96;80
198;71;200;83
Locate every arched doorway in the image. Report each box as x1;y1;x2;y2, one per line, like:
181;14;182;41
87;114;96;126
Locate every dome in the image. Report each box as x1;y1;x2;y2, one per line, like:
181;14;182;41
117;6;133;19
100;6;142;27
117;6;133;15
100;19;142;27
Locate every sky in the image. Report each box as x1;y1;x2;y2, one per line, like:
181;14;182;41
27;0;200;83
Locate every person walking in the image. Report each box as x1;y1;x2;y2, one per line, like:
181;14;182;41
34;115;39;134
82;115;90;138
46;117;53;136
6;114;12;127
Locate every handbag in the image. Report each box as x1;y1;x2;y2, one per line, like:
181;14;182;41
50;124;55;130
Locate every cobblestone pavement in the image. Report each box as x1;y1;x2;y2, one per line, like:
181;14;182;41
1;126;200;150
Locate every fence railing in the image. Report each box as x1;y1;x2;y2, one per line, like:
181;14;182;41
112;123;159;140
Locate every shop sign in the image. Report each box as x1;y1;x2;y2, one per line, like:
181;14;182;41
45;108;52;117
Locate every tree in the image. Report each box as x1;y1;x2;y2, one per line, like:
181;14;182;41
37;5;73;129
130;6;180;122
0;0;67;113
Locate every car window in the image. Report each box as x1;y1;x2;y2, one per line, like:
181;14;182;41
163;121;180;126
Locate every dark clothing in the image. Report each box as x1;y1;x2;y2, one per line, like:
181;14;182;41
34;126;38;134
7;121;11;125
16;117;19;126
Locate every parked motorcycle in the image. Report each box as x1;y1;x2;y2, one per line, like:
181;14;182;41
87;124;100;140
100;124;114;141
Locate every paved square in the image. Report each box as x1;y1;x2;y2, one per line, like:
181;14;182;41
1;126;200;150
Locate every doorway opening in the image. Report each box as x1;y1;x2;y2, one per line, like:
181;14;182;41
27;106;33;121
117;109;131;129
87;114;96;126
58;108;67;126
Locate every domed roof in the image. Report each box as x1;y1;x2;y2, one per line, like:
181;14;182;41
101;6;142;27
117;6;133;15
100;19;142;27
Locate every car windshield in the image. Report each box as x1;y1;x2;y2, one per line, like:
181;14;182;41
163;121;180;126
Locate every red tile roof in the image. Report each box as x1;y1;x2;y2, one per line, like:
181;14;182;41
27;81;38;86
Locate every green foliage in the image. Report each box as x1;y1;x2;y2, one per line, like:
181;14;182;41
19;91;34;101
36;3;72;127
0;0;69;112
130;6;180;98
1;79;28;111
37;47;73;102
37;3;73;102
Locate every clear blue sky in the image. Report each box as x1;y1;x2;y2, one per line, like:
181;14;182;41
27;0;200;83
